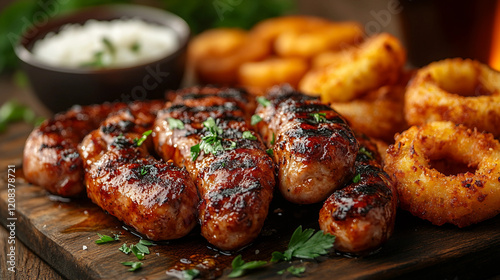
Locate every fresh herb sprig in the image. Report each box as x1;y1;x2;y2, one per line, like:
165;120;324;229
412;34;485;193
271;226;335;262
251;114;262;125
256;96;271;107
227;226;335;278
190;117;236;161
228;255;268;278
359;146;373;159
168;117;185;130
352;173;361;183
183;268;200;280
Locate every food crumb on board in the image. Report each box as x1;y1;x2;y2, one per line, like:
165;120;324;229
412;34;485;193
83;245;87;250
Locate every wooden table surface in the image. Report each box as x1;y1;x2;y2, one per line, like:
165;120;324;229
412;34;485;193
1;74;500;280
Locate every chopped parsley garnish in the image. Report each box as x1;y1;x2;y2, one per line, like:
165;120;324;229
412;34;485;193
183;269;200;280
271;226;335;262
95;233;120;244
309;112;327;123
242;131;257;140
130;41;141;53
277;265;306;277
256;96;271;107
139;165;149;176
270;132;276;145
228;255;268;278
119;243;131;254
102;37;116;57
266;148;273;157
168;117;185;130
190;117;235;161
134;130;152;147
352;173;361;183
119;239;153;260
359;146;373;159
121;261;143;272
251;114;262;125
80;51;105;68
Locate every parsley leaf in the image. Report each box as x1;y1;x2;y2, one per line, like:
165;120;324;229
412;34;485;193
271;226;335;262
134;130;152;147
139;239;153;246
228;255;268;278
242;131;257;140
130;244;145;260
352;173;361;183
139;165;149;176
130;41;141;53
168;117;185;130
251;114;262;125
270;132;276;145
121;261;143;272
309;113;327;123
359;146;373;159
191;117;236;161
183;269;200;280
95;233;119;244
119;243;131;254
266;148;273;157
256;96;271;107
277;265;306;277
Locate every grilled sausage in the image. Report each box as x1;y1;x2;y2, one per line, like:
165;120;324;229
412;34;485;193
79;107;199;240
23;101;165;197
254;85;358;204
154;86;275;250
319;133;397;253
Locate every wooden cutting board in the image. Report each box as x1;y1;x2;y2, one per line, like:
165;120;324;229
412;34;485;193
1;122;499;280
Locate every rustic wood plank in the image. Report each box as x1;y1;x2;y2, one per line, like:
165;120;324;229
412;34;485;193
1;123;499;280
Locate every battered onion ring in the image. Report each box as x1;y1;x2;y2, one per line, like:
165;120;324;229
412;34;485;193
238;57;309;89
384;121;500;227
331;85;408;143
299;33;406;102
188;28;247;64
274;22;362;58
193;31;270;85
405;58;500;138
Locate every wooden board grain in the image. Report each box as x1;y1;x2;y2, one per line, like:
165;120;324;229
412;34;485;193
1;123;499;280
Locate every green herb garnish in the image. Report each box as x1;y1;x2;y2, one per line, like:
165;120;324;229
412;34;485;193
139;239;153;246
309;112;327;123
183;269;200;280
266;148;273;157
139;165;149;176
352;173;361;183
359;146;373;159
228;255;268;278
80;51;105;68
271;226;335;262
102;37;116;56
251;114;262;125
242;131;257;140
130;41;141;53
121;261;143;272
190;117;235;161
95;233;120;244
277;265;306;277
134;130;152;147
130;244;145;260
270;132;276;145
256;96;271;107
119;243;131;254
168;117;185;130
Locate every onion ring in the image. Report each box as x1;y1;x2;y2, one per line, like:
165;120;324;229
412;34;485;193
238;57;309;89
405;58;500;138
299;33;406;102
384;121;500;227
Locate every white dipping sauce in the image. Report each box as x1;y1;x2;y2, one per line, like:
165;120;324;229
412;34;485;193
32;18;179;68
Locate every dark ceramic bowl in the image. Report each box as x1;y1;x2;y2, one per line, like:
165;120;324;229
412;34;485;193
15;4;190;113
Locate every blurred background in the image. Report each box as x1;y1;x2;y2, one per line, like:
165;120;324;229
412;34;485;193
0;0;499;127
